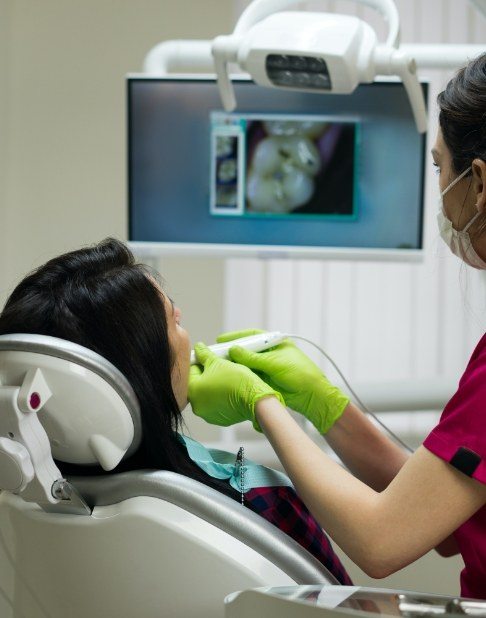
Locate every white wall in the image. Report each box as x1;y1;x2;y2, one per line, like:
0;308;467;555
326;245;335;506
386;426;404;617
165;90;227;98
0;1;12;279
0;0;232;342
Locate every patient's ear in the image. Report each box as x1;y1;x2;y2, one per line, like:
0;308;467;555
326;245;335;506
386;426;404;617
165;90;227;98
472;158;486;213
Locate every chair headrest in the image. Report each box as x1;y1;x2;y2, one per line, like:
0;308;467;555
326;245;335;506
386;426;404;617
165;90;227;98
0;334;142;470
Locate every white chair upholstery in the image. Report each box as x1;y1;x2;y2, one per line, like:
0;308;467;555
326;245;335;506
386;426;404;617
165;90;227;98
0;334;338;618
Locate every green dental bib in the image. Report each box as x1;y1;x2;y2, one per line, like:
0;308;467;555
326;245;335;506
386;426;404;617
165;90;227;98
178;434;292;493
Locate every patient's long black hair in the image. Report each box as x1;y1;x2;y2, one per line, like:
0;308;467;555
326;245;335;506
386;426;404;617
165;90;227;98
0;238;245;504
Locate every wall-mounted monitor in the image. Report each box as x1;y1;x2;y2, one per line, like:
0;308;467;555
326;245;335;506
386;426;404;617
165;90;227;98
128;76;427;261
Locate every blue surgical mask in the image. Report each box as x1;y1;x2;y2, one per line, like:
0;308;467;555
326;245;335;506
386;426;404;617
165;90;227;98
437;166;486;269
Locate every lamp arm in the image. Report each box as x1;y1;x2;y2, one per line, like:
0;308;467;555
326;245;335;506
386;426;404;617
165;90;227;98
234;0;400;48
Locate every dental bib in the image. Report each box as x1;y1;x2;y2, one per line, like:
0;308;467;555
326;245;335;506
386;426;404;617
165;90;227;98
178;434;292;493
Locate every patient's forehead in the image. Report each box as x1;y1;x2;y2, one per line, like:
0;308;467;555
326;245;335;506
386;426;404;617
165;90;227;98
143;272;178;326
146;272;165;296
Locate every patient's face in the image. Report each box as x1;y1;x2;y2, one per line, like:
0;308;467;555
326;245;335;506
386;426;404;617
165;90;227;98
162;292;191;411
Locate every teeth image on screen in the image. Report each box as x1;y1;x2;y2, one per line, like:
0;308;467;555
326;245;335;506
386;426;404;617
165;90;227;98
247;125;322;213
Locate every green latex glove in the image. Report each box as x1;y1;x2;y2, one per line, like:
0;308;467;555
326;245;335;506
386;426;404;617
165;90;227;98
188;342;284;432
217;329;349;434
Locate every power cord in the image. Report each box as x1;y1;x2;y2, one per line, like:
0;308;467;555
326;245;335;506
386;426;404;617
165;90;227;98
288;334;414;454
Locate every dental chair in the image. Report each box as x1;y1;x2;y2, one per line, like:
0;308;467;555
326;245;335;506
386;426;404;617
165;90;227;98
0;334;338;618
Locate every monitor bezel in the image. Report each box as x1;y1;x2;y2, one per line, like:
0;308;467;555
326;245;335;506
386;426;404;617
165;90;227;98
127;74;428;262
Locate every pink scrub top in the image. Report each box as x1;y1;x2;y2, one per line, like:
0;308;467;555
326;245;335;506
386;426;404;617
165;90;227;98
423;333;486;600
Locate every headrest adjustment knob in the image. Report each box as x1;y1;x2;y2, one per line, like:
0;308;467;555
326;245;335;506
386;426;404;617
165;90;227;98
0;437;35;492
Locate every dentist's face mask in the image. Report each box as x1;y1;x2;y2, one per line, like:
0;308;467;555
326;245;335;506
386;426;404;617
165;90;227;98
437;167;486;269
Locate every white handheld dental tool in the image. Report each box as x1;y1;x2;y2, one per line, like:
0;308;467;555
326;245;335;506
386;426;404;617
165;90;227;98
190;331;287;365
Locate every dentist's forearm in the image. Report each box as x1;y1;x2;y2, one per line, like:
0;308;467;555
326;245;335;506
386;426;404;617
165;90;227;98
327;403;458;556
255;397;464;574
255;396;384;573
325;402;409;492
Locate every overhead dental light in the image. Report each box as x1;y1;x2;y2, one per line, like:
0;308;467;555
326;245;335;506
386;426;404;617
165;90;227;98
143;0;485;135
211;0;427;133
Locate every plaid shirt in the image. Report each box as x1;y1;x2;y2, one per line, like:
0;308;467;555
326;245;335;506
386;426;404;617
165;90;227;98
245;485;352;586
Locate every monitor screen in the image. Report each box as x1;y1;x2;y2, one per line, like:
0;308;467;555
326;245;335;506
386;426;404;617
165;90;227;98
128;77;427;259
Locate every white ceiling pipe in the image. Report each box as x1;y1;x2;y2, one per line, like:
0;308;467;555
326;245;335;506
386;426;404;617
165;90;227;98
143;40;213;75
402;44;485;71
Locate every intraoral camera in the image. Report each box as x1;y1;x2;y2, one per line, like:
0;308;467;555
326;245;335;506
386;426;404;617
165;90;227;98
190;331;287;365
211;0;427;133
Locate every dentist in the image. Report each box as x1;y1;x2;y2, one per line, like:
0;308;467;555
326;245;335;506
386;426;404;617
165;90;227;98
189;53;486;599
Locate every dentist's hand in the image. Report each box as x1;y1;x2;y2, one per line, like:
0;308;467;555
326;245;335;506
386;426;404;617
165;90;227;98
188;342;284;431
217;329;349;434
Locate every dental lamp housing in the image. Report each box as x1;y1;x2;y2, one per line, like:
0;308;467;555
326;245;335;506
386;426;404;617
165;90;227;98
235;13;377;95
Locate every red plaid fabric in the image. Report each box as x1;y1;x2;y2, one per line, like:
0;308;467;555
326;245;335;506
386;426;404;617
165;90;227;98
245;485;352;585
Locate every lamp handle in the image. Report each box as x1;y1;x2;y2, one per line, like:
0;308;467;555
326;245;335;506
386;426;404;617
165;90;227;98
211;35;241;112
394;54;428;133
234;0;400;48
375;47;428;133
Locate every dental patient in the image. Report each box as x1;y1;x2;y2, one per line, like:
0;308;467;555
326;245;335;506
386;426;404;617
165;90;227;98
0;238;351;585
